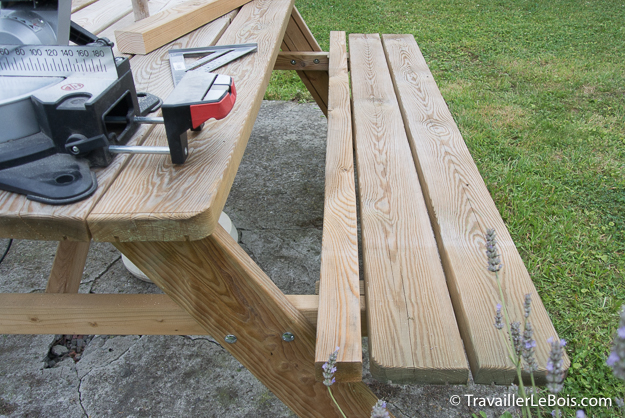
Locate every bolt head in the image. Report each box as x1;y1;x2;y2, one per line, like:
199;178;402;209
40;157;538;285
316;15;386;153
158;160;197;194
71;146;80;154
282;332;295;342
313;59;320;64
224;334;237;344
290;60;297;65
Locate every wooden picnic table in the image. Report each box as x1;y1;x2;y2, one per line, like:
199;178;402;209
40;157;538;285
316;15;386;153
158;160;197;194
0;0;568;416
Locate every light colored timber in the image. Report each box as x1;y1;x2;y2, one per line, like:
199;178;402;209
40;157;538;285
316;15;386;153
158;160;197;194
89;0;294;242
0;293;366;336
316;280;365;296
114;0;251;54
349;33;468;384
98;0;209;56
72;0;133;36
115;224;387;417
274;51;328;71
46;241;90;293
381;34;569;384
71;0;98;13
131;0;150;21
0;6;233;242
280;7;329;115
315;31;361;383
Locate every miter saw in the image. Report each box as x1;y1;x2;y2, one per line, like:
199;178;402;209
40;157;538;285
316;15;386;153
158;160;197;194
0;0;256;204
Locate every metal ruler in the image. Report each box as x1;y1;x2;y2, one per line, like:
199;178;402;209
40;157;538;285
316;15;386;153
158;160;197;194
168;43;257;86
0;44;118;78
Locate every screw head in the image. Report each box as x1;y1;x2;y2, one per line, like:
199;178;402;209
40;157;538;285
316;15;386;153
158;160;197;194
313;59;320;64
71;146;80;154
282;332;295;342
224;334;237;344
290;59;297;65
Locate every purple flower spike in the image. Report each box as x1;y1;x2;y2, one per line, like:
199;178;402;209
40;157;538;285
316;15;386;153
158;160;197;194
546;337;566;394
370;399;390;418
323;348;339;387
608;306;625;381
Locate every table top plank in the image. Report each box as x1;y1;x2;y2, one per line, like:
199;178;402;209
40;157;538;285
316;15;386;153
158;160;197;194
72;0;133;36
315;31;361;383
88;0;296;242
350;33;468;384
382;34;569;384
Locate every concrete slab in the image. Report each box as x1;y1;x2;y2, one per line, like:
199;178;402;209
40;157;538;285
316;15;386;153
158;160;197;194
0;101;520;418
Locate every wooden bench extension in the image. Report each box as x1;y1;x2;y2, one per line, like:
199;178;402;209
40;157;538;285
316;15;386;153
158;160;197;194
315;32;569;385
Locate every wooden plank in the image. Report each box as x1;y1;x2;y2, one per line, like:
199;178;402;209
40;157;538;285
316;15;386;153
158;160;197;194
0;6;233;242
114;0;251;54
280;7;329;115
0;293;368;336
315;31;361;384
274;51;329;71
115;225;386;417
71;0;98;14
381;34;569;384
72;0;133;36
46;241;91;293
88;0;295;242
349;33;468;384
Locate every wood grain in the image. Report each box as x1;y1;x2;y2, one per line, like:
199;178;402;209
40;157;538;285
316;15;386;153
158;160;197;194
274;52;329;71
382;34;569;384
71;0;99;14
46;241;90;293
0;5;234;242
89;0;295;242
280;7;329;115
315;31;361;383
0;293;362;336
115;0;251;54
115;225;387;417
349;33;468;384
72;0;133;36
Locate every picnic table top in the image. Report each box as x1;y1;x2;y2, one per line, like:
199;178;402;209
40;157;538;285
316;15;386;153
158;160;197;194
0;0;296;243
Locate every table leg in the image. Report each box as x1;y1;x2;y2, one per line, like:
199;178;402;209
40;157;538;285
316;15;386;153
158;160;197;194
115;225;384;418
281;6;329;116
46;241;90;293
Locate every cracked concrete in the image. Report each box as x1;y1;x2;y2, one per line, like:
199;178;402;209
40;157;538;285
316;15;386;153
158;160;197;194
0;101;520;417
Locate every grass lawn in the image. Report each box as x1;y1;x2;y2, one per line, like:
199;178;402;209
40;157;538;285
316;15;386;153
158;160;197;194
267;0;625;416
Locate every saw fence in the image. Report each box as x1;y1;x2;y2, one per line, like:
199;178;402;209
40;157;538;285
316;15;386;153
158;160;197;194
0;0;568;416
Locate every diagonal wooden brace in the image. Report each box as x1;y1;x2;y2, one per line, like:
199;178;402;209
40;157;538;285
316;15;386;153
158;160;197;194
280;6;329;116
115;225;387;418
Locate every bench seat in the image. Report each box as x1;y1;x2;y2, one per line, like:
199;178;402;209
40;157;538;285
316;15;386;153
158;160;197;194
315;32;569;385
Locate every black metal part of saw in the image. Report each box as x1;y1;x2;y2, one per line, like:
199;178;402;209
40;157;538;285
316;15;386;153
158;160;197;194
0;6;257;204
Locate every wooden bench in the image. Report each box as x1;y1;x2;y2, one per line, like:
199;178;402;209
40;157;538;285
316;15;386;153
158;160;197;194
315;32;570;385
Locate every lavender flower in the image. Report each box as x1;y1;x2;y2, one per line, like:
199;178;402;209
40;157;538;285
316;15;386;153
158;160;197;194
523;293;532;318
607;306;625;381
510;321;522;358
546;337;567;394
616;398;625;409
576;410;586;418
370;400;390;418
495;304;504;330
522;320;538;373
485;229;502;272
323;347;339;387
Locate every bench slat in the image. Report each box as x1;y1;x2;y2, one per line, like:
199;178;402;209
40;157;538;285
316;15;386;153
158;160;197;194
382;34;569;383
315;31;361;383
349;33;468;384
